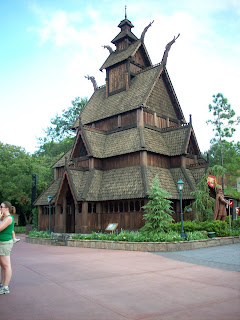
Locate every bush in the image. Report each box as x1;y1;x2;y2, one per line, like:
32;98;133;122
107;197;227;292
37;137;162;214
72;230;208;242
28;230;51;238
14;226;26;234
232;218;240;230
201;220;230;237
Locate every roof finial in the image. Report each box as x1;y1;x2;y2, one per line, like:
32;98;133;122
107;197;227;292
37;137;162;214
161;33;180;67
84;75;98;91
141;20;154;43
125;5;127;19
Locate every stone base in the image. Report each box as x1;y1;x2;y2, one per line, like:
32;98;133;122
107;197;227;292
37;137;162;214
25;236;240;252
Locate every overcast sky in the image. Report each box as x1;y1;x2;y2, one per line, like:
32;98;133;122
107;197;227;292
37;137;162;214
0;0;239;154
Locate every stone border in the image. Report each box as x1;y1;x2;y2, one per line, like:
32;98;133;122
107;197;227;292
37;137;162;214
25;236;240;252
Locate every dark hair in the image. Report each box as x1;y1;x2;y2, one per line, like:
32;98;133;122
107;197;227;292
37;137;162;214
2;201;16;214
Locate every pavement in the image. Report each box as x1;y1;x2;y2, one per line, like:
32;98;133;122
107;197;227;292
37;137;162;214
0;234;239;320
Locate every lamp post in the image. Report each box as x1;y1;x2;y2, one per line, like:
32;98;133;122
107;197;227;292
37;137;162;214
47;195;53;233
177;179;187;238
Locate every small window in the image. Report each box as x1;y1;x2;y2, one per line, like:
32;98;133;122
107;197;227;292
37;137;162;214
119;202;123;212
104;203;108;213
135;201;140;211
88;203;92;213
110;202;113;213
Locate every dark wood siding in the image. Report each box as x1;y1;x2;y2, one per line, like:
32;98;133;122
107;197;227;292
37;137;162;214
109;63;126;93
95;116;118;131
121;110;137;126
147;153;170;168
103;153;140;170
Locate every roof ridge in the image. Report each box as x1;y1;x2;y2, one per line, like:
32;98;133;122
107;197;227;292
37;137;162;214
161;122;190;132
134;62;161;75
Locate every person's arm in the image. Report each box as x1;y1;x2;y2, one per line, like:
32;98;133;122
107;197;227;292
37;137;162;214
219;195;229;205
0;216;12;232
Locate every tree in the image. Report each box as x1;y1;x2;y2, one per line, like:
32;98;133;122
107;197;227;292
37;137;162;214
206;93;240;190
38;97;87;144
208;141;240;176
141;175;173;233
190;165;226;222
0;143;33;224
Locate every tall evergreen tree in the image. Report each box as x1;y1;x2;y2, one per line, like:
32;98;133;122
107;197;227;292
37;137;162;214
141;175;173;233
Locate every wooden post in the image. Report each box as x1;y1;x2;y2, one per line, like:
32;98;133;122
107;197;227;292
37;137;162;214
96;203;101;230
137;109;144;127
153;112;157;127
74;203;80;233
105;79;108;98
62;198;67;233
89;158;94;170
166;117;169;128
126;72;129;91
118;115;121;128
81;201;88;234
54;204;61;232
140;151;147;165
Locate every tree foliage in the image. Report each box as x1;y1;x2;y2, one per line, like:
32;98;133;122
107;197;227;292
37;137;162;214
207;93;239;144
208;141;240;176
206;93;240;191
141;175;173;233
0;96;88;225
190;165;226;222
38;97;87;144
0;143;33;224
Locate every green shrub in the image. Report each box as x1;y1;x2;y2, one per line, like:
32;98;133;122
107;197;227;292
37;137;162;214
28;230;51;238
141;175;173;234
14;226;26;234
166;221;203;233
201;220;230;237
232;218;240;230
186;231;208;241
229;229;240;236
72;230;207;242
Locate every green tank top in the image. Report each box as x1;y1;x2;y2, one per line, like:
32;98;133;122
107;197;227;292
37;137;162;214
0;215;14;241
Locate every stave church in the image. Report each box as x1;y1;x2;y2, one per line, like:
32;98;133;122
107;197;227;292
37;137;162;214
34;13;208;233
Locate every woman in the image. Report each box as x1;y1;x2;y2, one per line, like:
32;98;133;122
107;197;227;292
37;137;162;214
0;201;15;294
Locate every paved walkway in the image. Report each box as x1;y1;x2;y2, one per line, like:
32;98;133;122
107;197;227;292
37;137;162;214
154;243;240;272
0;235;239;320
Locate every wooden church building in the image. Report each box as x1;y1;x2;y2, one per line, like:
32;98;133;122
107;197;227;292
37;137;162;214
35;15;208;233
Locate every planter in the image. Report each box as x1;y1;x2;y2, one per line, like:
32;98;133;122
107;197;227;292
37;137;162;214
208;232;216;238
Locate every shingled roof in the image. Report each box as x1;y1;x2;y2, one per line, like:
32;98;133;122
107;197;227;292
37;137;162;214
100;40;141;71
78;64;162;125
51;163;204;203
84;127;141;158
51;124;197;170
34;178;61;206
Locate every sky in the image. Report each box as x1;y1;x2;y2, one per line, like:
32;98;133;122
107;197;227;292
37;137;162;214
0;0;239;154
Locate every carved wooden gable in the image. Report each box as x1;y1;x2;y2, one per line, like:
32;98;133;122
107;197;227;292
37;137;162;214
186;129;201;155
70;130;88;159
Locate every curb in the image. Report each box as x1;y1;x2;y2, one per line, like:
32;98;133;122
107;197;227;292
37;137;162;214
25;236;240;252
